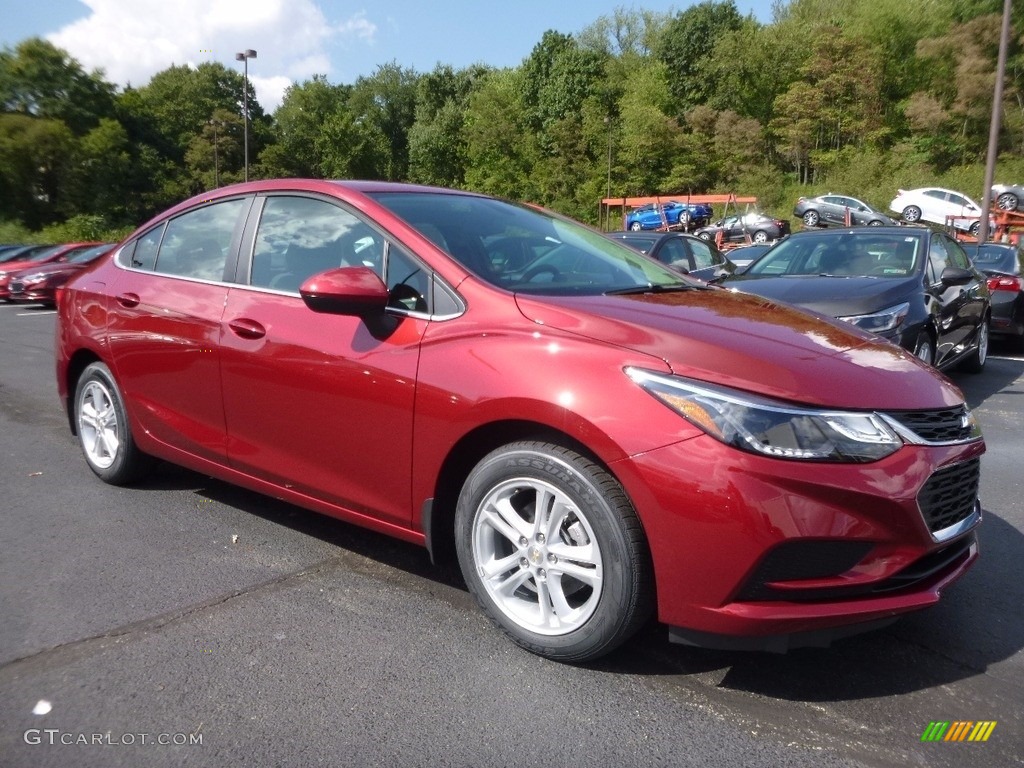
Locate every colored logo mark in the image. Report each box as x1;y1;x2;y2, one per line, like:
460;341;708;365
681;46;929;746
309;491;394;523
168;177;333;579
921;721;997;742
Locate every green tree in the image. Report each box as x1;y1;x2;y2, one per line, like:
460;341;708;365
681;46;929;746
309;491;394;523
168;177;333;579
0;37;115;135
347;62;419;180
0;113;75;228
259;75;350;178
656;0;744;118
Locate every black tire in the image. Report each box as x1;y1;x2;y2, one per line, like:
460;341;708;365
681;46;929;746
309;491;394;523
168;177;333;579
629;221;642;231
802;210;820;227
696;232;712;241
455;441;652;663
913;332;935;367
961;319;989;374
902;205;922;223
867;219;884;226
752;230;770;244
968;221;981;237
74;362;154;484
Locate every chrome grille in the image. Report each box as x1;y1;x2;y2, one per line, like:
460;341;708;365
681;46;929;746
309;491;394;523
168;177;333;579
917;458;980;535
885;405;974;443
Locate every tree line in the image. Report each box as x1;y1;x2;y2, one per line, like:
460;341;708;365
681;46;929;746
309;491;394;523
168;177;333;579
1;0;1022;243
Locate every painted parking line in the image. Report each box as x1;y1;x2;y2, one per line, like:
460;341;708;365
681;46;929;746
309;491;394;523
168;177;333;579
15;310;56;316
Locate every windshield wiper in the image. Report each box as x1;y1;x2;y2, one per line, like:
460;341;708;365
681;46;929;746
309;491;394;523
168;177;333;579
605;282;700;296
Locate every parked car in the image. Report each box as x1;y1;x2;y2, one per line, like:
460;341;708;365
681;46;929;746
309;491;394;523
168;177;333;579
0;244;54;263
8;243;114;307
724;243;773;269
694;213;790;244
604;230;735;281
57;180;984;661
965;241;1024;346
889;187;989;235
0;242;101;300
625;200;713;231
721;227;991;370
793;194;895;228
991;183;1024;212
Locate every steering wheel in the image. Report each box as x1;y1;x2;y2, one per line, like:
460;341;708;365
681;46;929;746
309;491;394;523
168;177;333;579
522;264;561;282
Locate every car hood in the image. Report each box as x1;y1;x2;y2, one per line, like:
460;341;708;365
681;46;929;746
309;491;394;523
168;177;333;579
514;287;961;410
11;261;85;277
721;274;917;317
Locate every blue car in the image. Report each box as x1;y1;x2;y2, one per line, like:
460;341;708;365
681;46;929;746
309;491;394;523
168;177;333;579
625;201;714;231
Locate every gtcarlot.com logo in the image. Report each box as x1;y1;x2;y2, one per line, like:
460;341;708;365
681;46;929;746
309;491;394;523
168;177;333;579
921;721;997;742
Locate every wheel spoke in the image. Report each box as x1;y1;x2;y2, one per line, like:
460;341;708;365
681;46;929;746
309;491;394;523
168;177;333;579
481;550;523;580
492;565;532;597
535;579;554;626
547;577;577;620
550;558;602;588
482;496;530;544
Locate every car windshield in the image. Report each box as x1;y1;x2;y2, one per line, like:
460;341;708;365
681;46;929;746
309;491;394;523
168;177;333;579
746;232;922;278
369;192;686;295
66;244;112;263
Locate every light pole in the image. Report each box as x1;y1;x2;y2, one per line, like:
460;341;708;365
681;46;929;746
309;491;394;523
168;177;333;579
235;49;257;182
207;118;222;187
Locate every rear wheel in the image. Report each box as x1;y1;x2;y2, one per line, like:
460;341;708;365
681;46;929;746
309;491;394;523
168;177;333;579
629;221;642;231
802;210;820;227
74;362;154;484
455;441;652;662
752;230;770;244
902;205;922;223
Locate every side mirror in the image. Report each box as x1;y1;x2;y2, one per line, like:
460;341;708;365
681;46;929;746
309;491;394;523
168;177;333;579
300;266;389;316
939;266;974;287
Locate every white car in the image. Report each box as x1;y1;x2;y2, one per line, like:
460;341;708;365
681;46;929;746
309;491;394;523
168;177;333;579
991;184;1024;212
889;187;987;235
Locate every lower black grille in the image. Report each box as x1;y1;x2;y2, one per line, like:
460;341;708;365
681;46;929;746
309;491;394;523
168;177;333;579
9;281;24;292
918;458;981;535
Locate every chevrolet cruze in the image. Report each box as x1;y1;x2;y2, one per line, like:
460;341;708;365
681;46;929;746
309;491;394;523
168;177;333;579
56;180;985;661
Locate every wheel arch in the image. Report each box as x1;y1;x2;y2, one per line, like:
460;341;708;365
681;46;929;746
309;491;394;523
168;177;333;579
422;419;647;572
63;348;104;435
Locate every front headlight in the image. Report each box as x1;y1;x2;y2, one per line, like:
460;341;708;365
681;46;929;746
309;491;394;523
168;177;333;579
627;368;902;462
20;272;48;284
837;302;909;334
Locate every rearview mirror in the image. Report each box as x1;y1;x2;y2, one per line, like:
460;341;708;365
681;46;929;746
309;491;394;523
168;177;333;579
300;266;389;316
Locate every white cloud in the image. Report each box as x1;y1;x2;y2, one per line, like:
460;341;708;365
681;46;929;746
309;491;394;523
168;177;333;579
46;0;375;112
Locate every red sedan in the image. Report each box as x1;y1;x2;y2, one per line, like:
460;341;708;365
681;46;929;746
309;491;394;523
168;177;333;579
55;180;984;661
8;243;114;307
0;242;103;300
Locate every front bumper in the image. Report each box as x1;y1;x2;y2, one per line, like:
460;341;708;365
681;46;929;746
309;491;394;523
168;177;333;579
614;433;984;648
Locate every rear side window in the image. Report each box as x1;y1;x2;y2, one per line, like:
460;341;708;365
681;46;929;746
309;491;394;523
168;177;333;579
154;200;246;281
689;239;718;269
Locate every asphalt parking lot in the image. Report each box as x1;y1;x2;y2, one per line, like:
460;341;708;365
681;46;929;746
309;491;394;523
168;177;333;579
1;303;1022;767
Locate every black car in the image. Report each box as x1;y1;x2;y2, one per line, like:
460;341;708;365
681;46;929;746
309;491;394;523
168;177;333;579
966;242;1024;346
720;227;991;371
694;213;790;245
605;231;735;282
793;194;895;228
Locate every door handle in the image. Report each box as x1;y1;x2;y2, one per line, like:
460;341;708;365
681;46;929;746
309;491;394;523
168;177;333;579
228;318;266;339
116;292;140;308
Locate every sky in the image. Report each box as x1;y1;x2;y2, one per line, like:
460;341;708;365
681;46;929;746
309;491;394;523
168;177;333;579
0;0;775;113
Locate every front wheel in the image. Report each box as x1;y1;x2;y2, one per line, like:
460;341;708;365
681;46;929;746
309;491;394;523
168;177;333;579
455;442;652;662
913;332;935;367
962;320;989;374
629;221;642;231
74;362;154;484
696;231;712;241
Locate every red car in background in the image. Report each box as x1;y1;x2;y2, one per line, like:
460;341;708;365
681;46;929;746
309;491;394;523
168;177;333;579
8;243;115;307
0;242;103;300
56;180;984;661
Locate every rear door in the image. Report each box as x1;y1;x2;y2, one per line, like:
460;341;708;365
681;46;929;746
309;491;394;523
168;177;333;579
105;196;250;462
